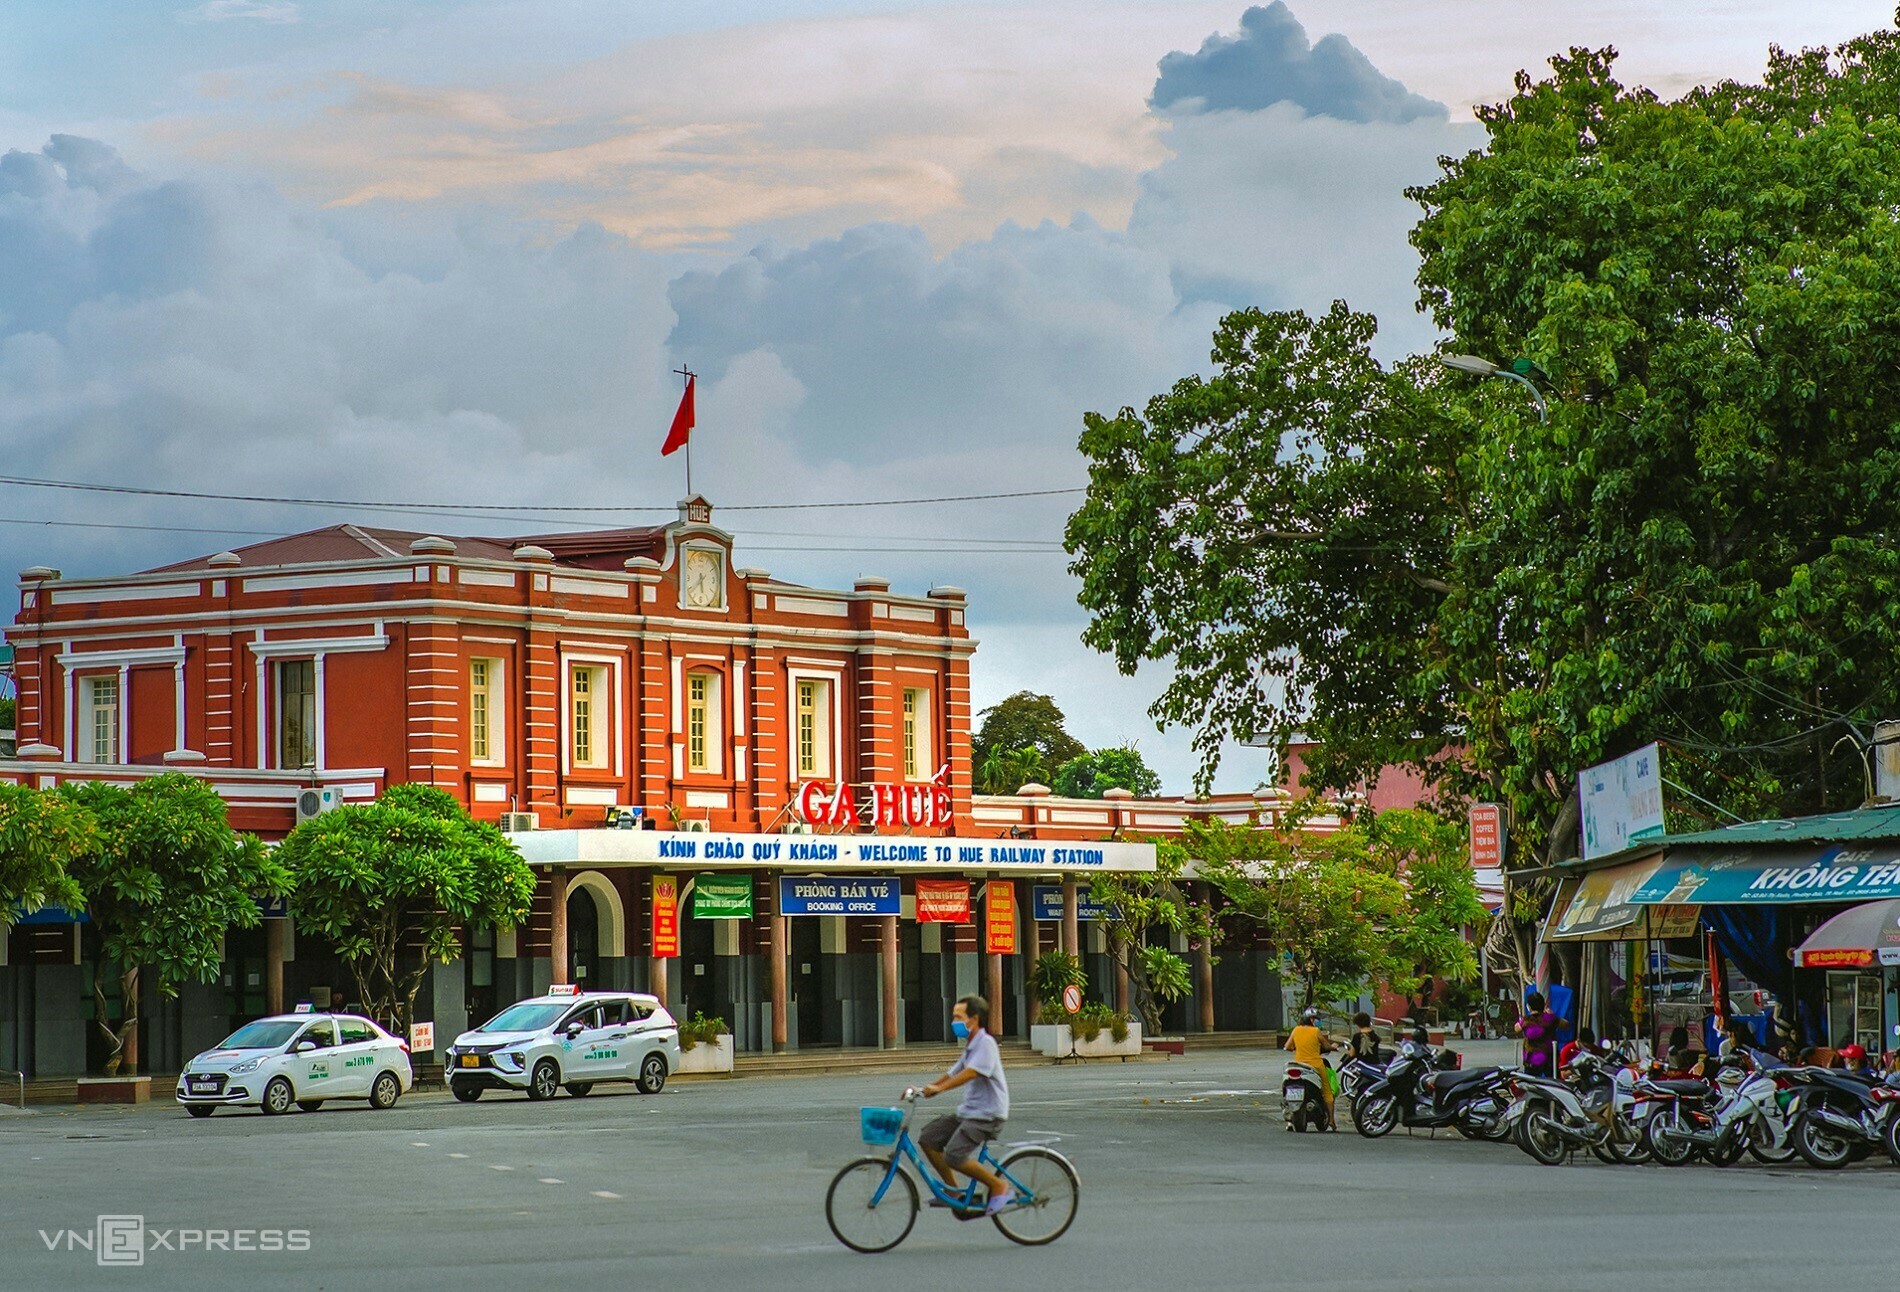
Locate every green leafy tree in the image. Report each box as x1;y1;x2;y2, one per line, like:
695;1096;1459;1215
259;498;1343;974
1066;28;1900;984
280;784;535;1034
971;692;1085;785
59;775;286;1075
1053;745;1164;799
978;745;1048;796
0;782;94;915
1089;840;1221;1034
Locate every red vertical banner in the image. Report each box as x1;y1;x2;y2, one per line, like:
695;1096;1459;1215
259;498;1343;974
651;874;679;958
1469;803;1504;868
916;879;971;923
985;881;1017;954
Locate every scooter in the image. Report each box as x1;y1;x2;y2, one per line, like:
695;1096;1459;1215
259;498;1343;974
1351;1039;1509;1141
1282;1059;1333;1132
1642;1059;1791;1167
1501;1050;1645;1166
1786;1066;1897;1169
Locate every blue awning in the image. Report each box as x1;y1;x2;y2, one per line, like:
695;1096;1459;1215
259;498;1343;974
1632;843;1900;905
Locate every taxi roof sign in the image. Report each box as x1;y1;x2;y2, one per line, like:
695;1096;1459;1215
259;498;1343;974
293;1002;315;1014
548;983;580;996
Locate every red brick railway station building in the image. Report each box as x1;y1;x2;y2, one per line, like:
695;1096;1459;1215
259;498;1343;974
0;499;1288;1078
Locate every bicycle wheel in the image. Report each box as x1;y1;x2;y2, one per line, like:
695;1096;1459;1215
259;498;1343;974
825;1157;918;1253
990;1147;1080;1247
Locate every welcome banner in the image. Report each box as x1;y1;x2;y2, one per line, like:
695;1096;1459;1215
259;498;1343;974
693;874;754;919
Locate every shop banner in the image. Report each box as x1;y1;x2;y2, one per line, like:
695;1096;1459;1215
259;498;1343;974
1469;803;1505;868
651;874;680;957
986;881;1017;954
693;873;754;919
1633;844;1900;905
1580;742;1665;860
1031;885;1110;922
778;875;901;916
915;879;971;923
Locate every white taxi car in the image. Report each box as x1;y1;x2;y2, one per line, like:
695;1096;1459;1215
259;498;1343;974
445;987;680;1102
176;1012;415;1117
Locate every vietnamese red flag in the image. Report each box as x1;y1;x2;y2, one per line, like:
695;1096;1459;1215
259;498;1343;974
661;376;695;456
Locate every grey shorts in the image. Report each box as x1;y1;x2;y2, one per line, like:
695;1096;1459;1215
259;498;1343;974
920;1114;1004;1165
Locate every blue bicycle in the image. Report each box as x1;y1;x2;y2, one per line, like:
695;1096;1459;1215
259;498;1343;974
825;1090;1080;1252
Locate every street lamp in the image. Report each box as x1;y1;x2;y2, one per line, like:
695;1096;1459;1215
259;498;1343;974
1438;353;1548;423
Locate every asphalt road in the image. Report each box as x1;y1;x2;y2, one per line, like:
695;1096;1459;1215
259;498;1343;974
5;1050;1896;1291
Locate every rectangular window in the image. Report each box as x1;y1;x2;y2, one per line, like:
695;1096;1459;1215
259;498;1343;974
470;658;501;764
278;660;316;768
570;664;606;769
903;687;931;780
795;678;832;778
82;676;120;765
688;673;710;772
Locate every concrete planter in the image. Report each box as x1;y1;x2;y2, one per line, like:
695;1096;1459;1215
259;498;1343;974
1036;1022;1143;1059
78;1076;151;1105
677;1035;733;1074
1030;1024;1063;1056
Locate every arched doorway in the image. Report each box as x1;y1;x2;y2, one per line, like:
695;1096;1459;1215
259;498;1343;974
567;887;600;988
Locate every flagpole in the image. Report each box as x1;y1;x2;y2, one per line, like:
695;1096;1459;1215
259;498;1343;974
673;366;695;496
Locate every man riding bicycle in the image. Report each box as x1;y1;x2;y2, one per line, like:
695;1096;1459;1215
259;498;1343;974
912;994;1013;1215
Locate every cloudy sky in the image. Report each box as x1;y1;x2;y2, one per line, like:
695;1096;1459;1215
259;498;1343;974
1;1;1888;791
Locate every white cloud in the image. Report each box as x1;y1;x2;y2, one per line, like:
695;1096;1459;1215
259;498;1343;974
178;1;300;24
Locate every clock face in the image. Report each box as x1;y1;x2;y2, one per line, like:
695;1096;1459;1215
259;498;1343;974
684;549;723;608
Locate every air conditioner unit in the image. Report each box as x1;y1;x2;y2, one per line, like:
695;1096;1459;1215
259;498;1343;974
500;811;539;832
782;821;813;835
681;820;711;834
295;787;342;824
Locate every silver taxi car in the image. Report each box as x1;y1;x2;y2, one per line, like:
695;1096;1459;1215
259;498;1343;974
177;1011;414;1116
445;987;680;1101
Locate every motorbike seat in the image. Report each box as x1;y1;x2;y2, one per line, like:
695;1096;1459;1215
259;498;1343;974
1423;1066;1498;1092
1642;1079;1710;1097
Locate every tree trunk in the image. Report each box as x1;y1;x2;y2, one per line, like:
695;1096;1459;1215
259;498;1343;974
119;965;140;1075
92;968;125;1076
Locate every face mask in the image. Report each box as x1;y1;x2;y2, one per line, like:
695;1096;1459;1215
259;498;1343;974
951;1020;971;1040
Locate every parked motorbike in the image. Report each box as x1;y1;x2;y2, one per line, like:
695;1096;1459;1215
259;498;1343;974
1786;1065;1897;1169
1502;1050;1645;1166
1641;1058;1792;1167
1351;1039;1509;1142
1336;1051;1387;1105
1282;1060;1333;1132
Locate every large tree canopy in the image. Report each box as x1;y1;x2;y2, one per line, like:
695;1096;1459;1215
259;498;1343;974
1066;31;1900;876
0;782;93;914
281;783;534;1034
60;774;285;1074
971;692;1086;789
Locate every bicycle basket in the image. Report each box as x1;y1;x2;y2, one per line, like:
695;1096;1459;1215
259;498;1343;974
860;1107;905;1146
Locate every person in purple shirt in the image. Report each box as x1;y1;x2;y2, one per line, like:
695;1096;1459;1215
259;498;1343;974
1515;991;1561;1077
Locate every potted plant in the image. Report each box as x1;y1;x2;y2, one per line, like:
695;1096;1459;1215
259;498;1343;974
1063;1000;1142;1059
676;1011;733;1074
1028;950;1087;1054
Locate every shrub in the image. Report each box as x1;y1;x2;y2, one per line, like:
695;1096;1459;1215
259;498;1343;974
679;1011;729;1052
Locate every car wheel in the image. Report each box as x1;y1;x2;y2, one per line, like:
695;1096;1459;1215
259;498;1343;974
565;1082;593;1097
528;1059;560;1102
636;1053;668;1095
261;1077;294;1116
451;1083;482;1104
186;1105;215;1119
297;1100;324;1113
369;1071;402;1111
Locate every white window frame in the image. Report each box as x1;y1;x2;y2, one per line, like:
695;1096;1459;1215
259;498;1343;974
469;656;505;767
80;675;121;765
902;686;932;782
685;670;724;775
276;658;318;770
786;666;842;785
795;676;833;780
566;662;608;772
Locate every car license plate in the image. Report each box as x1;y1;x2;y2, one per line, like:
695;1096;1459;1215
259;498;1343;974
459;1055;480;1068
1284;1086;1305;1103
188;1077;217;1092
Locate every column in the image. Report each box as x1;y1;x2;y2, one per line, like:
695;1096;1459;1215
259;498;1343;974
650;957;669;1012
987;952;1005;1038
881;914;900;1049
770;906;789;1053
265;918;286;1015
1114;948;1129;1017
1061;880;1080;958
548;867;569;986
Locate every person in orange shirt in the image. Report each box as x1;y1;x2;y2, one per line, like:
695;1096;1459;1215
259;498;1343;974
1284;1008;1337;1129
